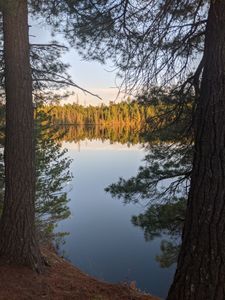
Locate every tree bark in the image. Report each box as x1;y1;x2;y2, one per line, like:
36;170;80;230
0;0;43;272
167;1;225;299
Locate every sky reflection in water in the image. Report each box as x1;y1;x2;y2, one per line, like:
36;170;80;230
57;139;176;299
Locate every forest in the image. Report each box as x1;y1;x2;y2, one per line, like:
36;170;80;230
42;100;158;126
0;1;225;300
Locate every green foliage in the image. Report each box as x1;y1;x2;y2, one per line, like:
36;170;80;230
104;90;193;267
105;136;190;267
44;87;195;147
132;198;186;268
105;87;193;202
156;241;180;269
0;16;73;102
0;106;72;241
106;142;192;204
104;101;192;265
40;100;156;127
31;0;208;93
132;199;186;240
35;110;72;241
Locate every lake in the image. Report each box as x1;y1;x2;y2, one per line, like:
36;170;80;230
57;136;176;299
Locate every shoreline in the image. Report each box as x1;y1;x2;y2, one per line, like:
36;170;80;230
0;247;160;300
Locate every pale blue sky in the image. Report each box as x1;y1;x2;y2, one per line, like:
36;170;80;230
30;18;125;106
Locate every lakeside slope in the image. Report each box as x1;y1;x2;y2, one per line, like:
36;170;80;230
0;248;159;300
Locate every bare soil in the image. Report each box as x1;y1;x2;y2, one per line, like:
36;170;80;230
0;247;160;300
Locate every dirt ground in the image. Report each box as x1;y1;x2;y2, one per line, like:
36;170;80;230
0;247;160;300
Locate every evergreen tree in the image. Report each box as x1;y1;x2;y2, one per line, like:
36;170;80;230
42;100;156;127
0;0;43;272
40;0;225;297
0;0;97;272
35;111;72;243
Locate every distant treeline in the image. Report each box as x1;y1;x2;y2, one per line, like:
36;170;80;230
40;101;158;126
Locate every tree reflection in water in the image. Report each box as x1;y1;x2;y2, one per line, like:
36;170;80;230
105;129;192;268
132;199;186;268
53;124;147;146
0;111;73;244
55;124;191;268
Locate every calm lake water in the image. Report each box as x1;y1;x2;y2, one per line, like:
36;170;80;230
57;138;176;299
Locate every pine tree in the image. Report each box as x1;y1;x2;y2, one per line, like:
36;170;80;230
0;0;43;272
40;0;225;297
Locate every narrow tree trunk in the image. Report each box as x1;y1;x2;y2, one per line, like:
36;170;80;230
0;0;43;272
167;1;225;299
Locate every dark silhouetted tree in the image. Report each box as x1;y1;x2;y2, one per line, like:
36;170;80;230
0;0;43;272
43;0;225;298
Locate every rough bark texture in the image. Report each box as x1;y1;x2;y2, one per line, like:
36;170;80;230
167;1;225;299
0;0;43;272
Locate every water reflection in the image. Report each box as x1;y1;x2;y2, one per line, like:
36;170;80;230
131;199;186;268
35;115;73;242
105;140;191;272
54;124;147;145
55;125;187;298
55;126;188;266
0;112;73;243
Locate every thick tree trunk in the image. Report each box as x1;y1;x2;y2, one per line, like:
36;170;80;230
167;1;225;299
0;0;43;272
